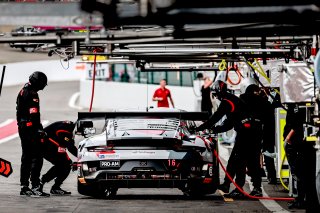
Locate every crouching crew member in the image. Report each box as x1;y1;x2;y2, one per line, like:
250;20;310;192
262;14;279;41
41;121;77;195
17;71;50;197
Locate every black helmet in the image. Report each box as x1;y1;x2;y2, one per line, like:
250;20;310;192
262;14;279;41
213;80;227;98
245;84;260;95
29;71;47;90
63;120;76;132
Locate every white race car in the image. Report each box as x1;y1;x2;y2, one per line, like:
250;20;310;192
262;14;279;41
76;109;219;198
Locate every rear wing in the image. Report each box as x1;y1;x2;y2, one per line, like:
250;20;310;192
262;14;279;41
78;112;210;121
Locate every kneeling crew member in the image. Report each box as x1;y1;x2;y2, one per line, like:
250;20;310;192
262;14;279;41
41;121;77;195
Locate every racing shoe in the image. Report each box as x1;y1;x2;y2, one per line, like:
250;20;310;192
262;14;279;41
50;186;71;195
224;189;245;199
287;199;306;209
217;183;230;194
249;187;262;197
31;185;50;197
268;178;277;185
20;186;34;196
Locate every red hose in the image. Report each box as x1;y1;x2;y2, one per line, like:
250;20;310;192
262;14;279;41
213;149;294;201
89;51;97;112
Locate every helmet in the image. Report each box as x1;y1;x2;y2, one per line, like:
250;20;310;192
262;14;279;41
212;80;228;99
29;71;47;90
240;78;258;94
245;84;260;95
63;120;76;132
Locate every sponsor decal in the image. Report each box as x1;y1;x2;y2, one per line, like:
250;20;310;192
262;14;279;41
98;153;120;160
58;147;67;153
132;151;156;155
29;107;38;114
140;161;147;166
100;161;120;168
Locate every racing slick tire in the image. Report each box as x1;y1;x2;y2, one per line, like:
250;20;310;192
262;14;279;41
77;180;92;197
21;47;36;52
78;180;118;199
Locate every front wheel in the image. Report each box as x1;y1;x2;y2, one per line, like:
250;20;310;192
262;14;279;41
21;47;36;52
182;188;207;198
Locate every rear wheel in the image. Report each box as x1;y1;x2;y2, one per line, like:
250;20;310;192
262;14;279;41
77;180;91;196
183;189;207;198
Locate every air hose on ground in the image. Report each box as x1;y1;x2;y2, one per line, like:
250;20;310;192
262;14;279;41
89;50;98;112
213;149;294;201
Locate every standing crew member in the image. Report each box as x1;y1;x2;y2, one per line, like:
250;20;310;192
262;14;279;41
284;104;306;209
201;76;214;116
17;71;50;197
196;80;263;198
153;79;174;108
41;121;77;195
259;88;277;184
283;103;320;211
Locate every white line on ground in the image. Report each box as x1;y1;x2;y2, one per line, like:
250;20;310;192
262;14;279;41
0;120;49;145
0;119;14;128
218;143;290;213
68;92;83;110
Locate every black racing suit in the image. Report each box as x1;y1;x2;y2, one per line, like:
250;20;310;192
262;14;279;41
201;86;213;116
41;121;77;188
284;105;305;202
237;93;267;188
16;83;44;187
197;92;263;189
261;97;277;182
283;105;320;213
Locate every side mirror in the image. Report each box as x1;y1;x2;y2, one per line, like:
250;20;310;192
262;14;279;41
76;121;95;137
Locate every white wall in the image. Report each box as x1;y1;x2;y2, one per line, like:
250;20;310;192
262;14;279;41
79;80;200;111
1;60;85;86
1;60;200;111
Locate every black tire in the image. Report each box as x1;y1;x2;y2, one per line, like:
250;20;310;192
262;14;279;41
77;180;91;196
183;189;207;198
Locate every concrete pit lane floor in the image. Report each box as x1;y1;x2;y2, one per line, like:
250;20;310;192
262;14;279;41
0;82;305;213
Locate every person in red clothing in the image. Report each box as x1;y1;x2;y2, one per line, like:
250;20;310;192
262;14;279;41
152;79;175;108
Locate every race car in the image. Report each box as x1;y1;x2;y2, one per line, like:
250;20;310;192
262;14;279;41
11;26;46;37
75;109;219;198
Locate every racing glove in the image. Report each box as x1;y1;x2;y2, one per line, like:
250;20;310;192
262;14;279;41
37;129;47;143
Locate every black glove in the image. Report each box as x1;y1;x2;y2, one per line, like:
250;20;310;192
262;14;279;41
39;129;47;137
71;162;78;171
195;125;204;132
37;129;47;140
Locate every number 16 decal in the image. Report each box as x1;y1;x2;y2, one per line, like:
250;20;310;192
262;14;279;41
168;159;176;167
